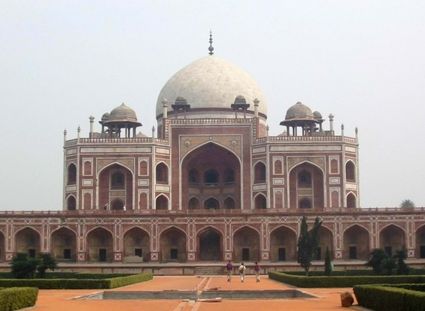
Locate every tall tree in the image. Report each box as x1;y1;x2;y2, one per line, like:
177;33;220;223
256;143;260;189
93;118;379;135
297;216;322;276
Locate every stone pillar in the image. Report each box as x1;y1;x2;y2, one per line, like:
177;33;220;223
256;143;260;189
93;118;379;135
89;116;94;137
253;98;259;117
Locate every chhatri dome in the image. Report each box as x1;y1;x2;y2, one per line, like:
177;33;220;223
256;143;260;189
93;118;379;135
156;34;267;119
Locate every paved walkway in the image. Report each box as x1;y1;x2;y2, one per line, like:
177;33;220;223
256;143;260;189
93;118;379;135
33;276;356;311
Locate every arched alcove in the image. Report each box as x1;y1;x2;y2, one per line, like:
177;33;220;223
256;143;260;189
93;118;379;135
197;227;222;261
160;227;187;262
15;228;41;258
289;162;324;209
233;227;260;262
343;225;369;260
86;228;113;262
254;194;267;209
254;162;266;183
123;227;150;262
270;226;297;261
51;227;77;261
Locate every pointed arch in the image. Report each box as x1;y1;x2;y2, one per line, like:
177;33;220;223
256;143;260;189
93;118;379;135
86;227;113;262
66;194;77;211
51;227;77;261
159;226;187;262
204;197;219;209
270;225;297;261
156;194;169;210
15;227;41;258
233;226;260;262
67;163;76;185
188;197;200;209
0;231;5;262
254;161;266;183
224;196;236;209
97;162;134;211
156;162;169;184
416;224;425;258
343;224;369;260
197;226;223;261
288;160;325;210
254;193;267;209
379;224;406;256
345;160;356;182
346;192;357;208
123;227;150;262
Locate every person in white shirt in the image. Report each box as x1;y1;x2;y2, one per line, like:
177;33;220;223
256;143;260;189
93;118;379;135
238;262;246;282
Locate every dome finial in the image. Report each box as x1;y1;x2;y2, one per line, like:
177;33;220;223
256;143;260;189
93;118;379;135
208;30;214;55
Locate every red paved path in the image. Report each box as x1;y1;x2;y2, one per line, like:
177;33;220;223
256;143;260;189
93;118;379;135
33;276;357;311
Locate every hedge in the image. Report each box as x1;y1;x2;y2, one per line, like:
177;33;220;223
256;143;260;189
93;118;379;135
354;284;425;311
0;287;38;311
0;273;153;289
0;272;131;279
268;272;425;288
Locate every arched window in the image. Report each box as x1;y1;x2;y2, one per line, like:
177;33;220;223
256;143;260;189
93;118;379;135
111;171;125;189
224;168;235;183
67;164;76;185
204;169;219;184
83;161;92;176
347;193;356;208
189;169;199;183
255;194;267;209
204;198;219;209
346;161;356;182
254;162;266;183
111;198;124;210
224;197;235;209
298;170;312;188
67;196;76;211
274;160;283;175
330;159;338;174
156;195;168;210
188;197;200;209
299;198;312;209
156;163;168;184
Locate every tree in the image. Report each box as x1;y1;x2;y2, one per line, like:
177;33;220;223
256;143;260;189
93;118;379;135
382;256;397;275
400;199;415;209
324;247;333;276
297;216;322;276
395;250;409;275
37;253;57;278
366;249;387;274
11;253;39;279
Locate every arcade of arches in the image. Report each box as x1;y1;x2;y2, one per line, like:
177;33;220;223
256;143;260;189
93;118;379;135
0;223;420;263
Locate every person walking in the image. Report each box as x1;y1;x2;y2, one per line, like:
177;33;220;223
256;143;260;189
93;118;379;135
238;262;246;282
225;260;233;282
254;261;260;282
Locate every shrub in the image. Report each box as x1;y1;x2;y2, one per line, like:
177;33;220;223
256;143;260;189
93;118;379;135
354;284;425;311
0;273;153;289
367;249;388;274
0;287;38;311
36;253;57;278
11;253;39;279
268;271;425;288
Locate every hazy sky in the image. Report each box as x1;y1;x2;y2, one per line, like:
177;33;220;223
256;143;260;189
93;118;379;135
1;1;424;210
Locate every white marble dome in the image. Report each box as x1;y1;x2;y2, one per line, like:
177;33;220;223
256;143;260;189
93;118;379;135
156;55;267;117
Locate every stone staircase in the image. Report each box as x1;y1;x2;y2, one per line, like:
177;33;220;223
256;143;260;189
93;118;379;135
194;266;225;275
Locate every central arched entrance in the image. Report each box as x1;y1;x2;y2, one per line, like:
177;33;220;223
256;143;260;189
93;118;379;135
160;227;187;262
98;164;133;210
270;226;297;261
51;227;77;261
197;227;222;261
233;227;260;262
123;227;150;262
86;227;113;262
182;143;241;210
289;162;324;209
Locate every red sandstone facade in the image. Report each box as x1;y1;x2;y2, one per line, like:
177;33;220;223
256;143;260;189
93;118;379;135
0;52;424;268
